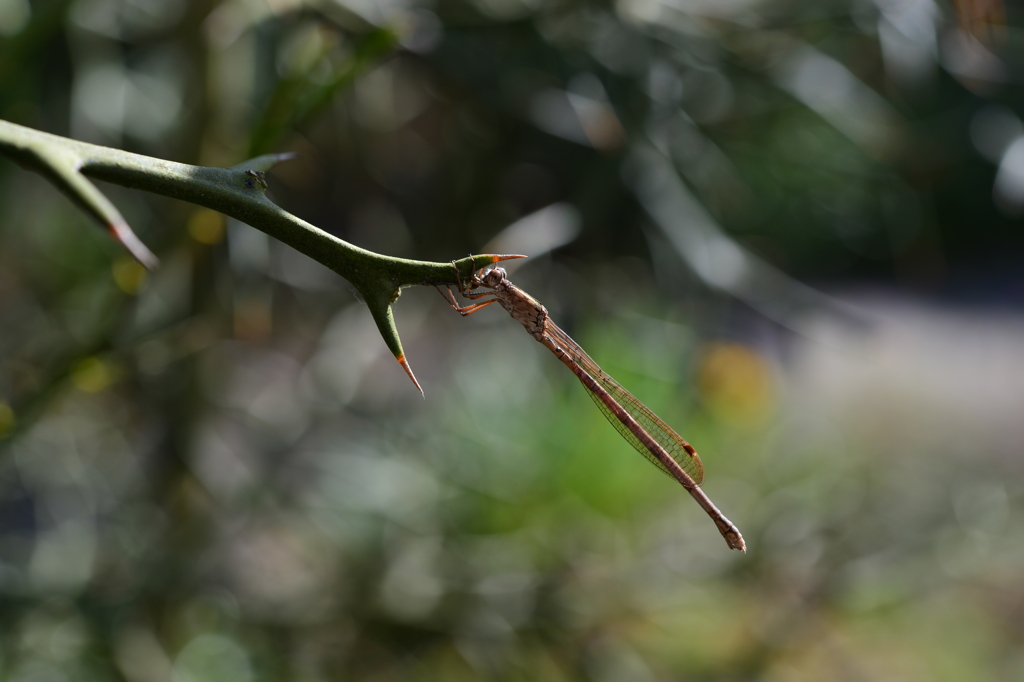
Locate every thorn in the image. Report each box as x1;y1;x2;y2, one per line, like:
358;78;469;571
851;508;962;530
489;254;527;263
108;221;159;270
397;354;424;397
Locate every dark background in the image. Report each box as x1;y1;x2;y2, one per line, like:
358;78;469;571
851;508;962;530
1;0;1023;680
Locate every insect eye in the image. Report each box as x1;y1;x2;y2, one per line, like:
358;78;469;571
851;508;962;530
484;268;505;285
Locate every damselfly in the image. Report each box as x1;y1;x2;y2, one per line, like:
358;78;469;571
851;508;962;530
440;265;745;552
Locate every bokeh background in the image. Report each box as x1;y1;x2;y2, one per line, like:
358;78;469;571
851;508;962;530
2;0;1024;680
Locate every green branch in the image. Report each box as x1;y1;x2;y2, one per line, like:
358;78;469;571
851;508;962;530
0;119;520;394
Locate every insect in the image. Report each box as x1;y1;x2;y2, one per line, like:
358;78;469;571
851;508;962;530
440;265;745;552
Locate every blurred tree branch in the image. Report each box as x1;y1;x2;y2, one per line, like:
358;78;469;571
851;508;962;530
0;118;514;393
247;26;398;157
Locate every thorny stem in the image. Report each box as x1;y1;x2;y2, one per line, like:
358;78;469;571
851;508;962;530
0;118;521;392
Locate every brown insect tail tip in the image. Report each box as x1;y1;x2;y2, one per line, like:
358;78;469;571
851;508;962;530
715;516;745;552
397;355;424;397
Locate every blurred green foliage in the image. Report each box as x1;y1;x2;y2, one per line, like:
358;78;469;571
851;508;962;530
2;0;1024;681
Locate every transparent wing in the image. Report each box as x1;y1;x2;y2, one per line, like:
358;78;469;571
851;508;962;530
546;322;705;485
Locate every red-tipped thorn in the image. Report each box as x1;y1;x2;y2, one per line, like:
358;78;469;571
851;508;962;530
489;254;528;263
397;355;424;397
108;220;159;270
